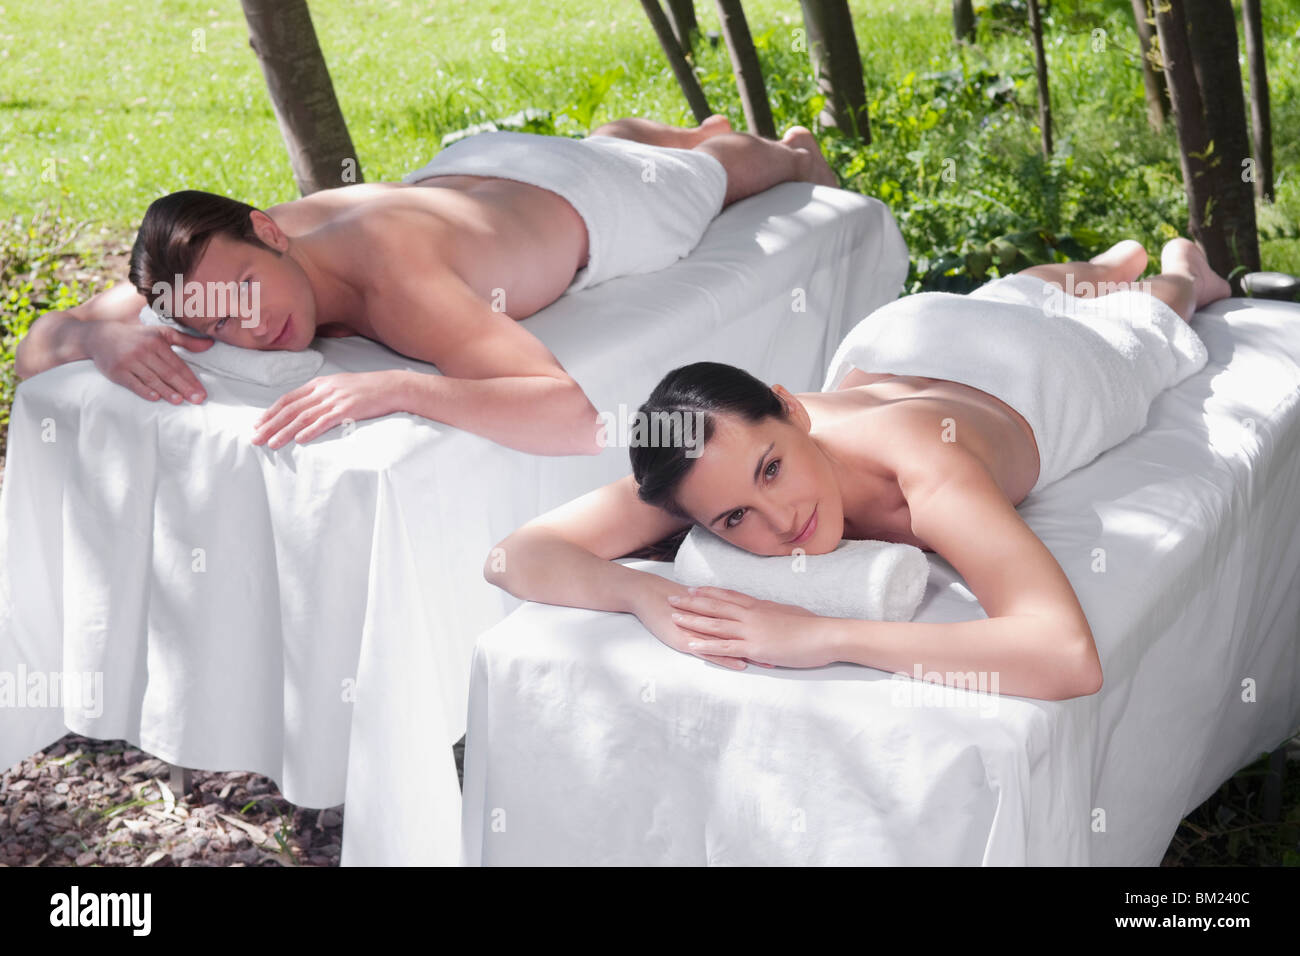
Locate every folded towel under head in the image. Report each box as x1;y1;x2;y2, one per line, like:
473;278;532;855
671;524;929;622
138;306;325;387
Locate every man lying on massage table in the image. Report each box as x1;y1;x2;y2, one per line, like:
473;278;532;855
13;116;837;455
486;238;1231;700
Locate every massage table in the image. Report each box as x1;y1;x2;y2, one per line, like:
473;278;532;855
0;182;909;866
462;295;1300;865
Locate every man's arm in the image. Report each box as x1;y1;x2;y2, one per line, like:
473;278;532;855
14;283;212;404
827;445;1102;699
254;270;602;455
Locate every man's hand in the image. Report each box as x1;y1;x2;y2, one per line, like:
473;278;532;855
664;585;836;668
85;321;212;405
251;370;411;448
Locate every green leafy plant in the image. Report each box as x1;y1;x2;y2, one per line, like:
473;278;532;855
0;206;108;449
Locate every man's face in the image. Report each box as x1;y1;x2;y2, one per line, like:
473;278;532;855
672;406;845;556
181;227;317;350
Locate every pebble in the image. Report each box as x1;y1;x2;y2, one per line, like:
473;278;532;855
170;844;197;863
318;807;343;828
5;734;341;869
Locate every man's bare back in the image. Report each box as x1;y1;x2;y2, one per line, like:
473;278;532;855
263;174;591;329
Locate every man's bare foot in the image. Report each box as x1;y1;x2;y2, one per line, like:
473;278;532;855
694;114;733;143
1089;239;1148;284
781;126;839;188
1162;237;1232;308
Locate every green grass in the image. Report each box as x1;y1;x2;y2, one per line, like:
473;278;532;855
1;0;1297;274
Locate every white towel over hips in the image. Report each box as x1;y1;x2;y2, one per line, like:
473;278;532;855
403;130;728;293
821;272;1210;493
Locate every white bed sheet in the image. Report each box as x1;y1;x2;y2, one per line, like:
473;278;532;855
462;296;1300;866
0;183;908;866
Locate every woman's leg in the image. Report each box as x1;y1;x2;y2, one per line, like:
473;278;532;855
1019;239;1148;296
1019;238;1230;323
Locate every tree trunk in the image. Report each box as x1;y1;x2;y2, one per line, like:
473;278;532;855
1026;0;1052;157
1129;0;1168;130
239;0;361;195
1241;0;1274;202
665;0;699;54
713;0;776;138
799;0;871;141
1183;0;1261;274
953;0;975;43
1154;1;1230;276
639;0;713;122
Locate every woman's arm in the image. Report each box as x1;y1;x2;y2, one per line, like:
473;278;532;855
825;615;1100;700
484;475;750;670
486;474;689;612
666;589;1098;699
672;445;1103;699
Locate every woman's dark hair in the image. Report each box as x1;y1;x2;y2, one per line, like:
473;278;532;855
128;190;275;310
630;361;787;516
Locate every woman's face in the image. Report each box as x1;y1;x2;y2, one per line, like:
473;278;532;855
672;389;845;556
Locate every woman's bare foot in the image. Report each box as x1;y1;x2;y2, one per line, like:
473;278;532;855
781;126;839;188
1162;237;1232;308
1089;239;1148;284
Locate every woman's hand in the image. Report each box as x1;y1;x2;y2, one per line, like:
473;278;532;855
666;585;838;669
252;370;411;447
629;575;772;671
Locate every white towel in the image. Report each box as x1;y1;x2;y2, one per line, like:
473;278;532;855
403;131;727;292
138;306;325;387
671;524;929;622
821;273;1209;492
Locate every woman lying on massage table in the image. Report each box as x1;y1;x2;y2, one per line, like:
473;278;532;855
485;239;1230;701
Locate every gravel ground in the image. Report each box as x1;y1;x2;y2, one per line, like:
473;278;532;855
1;735;345;867
0;733;467;867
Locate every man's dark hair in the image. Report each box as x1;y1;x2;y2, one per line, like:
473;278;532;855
128;190;275;312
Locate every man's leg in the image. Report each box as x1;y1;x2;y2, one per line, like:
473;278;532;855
591;114;733;148
694;127;839;206
593;116;839;207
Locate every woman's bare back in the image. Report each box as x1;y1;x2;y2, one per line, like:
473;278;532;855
799;369;1042;550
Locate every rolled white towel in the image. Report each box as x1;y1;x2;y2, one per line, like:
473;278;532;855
138;306;325;387
671;525;929;622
